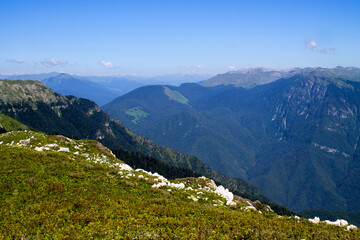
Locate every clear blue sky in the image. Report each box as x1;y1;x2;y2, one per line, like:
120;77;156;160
1;0;359;76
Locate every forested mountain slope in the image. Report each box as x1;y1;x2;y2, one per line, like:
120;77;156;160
103;67;360;212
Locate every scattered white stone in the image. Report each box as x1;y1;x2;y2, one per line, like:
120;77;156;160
45;143;58;148
18;138;30;146
169;182;185;189
308;217;320;224
245;205;257;211
346;225;358;231
152;182;167;188
58;147;70;152
118;163;133;171
188;195;198;201
324;219;348;227
34;147;44;152
215;185;236;205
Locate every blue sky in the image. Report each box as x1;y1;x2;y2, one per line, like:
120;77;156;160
1;0;359;76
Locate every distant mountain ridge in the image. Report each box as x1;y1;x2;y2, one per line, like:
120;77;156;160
103;67;360;212
1;72;213;106
201;66;360;89
42;73;119;106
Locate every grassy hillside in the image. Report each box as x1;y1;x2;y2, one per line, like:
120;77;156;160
0;113;31;132
0;130;358;239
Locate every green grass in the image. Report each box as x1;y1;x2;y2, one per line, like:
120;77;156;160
163;86;189;105
0;113;32;132
0;131;358;239
124;106;149;124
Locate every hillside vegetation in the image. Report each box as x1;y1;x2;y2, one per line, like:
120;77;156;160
0;130;358;239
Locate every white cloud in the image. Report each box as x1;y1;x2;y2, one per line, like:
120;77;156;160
305;39;318;50
228;65;236;70
8;59;24;64
41;58;68;68
100;60;114;69
304;39;336;55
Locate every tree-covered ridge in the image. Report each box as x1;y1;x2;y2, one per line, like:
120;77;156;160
0;130;358;239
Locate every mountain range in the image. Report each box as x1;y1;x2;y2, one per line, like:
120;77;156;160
0;79;289;211
0;72;212;106
103;67;360;212
201;66;360;89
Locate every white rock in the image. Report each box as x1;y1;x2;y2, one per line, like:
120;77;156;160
46;143;58;148
346;224;358;231
19;138;30;145
58;147;70;152
308;217;320;224
188;195;198;201
118;163;133;171
324;219;348;227
245;205;257;211
215;185;236;205
169;182;185;189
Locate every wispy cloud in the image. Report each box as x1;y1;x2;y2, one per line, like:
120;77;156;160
100;60;115;69
196;65;205;70
304;39;335;55
8;59;24;64
41;58;68;68
228;65;236;70
319;47;336;55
